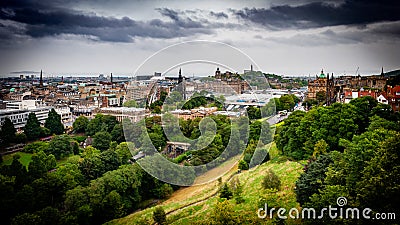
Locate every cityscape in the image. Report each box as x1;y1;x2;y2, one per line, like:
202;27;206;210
0;0;399;225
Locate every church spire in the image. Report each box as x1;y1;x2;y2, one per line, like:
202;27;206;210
381;67;384;76
111;72;113;83
39;70;43;87
178;68;183;84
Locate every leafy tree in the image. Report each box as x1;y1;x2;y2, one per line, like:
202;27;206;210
86;114;104;136
15;133;27;143
23;141;49;153
44;108;64;135
0;117;16;145
115;142;133;164
238;160;249;170
40;127;51;137
111;123;125;143
307;128;400;215
24;113;41;141
73;116;89;133
99;150;121;173
153;206;166;225
28;151;57;179
46;135;73;159
247;106;261;120
92;131;112;151
11;213;41;225
262;169;281;191
349;96;378;132
123;99;138;107
312;139;328;159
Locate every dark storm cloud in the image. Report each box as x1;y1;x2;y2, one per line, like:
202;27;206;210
0;1;213;42
232;0;400;29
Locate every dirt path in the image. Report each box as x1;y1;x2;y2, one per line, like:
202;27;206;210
165;163;239;216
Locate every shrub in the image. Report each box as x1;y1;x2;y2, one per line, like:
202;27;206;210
153;206;166;225
238;160;249;170
262;169;281;191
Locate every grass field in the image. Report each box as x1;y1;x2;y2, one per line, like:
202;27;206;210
1;152;33;168
2;152;81;168
108;143;305;225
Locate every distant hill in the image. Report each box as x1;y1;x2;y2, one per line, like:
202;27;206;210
385;69;400;86
384;69;400;77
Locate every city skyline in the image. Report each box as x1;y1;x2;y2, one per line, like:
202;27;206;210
0;0;399;77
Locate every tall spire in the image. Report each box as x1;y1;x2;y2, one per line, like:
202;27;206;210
381;67;384;76
111;72;113;83
39;70;43;87
178;68;183;83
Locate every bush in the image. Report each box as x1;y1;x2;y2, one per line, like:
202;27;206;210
23;141;49;153
238;160;249;170
219;183;233;199
15;133;27;143
262;169;281;191
153;206;166;225
73;135;87;143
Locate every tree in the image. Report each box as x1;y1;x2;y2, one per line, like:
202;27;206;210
73;116;89;133
262;169;281;191
11;213;42;225
23;141;49;153
28;151;57;179
111;123;125;143
295;153;333;206
115;142;133;164
45;108;64;135
0;117;16;145
24;113;41;141
230;177;244;204
153;206;166;225
46;135;73;159
123;99;138;108
92;131;112;151
238;160;249;170
247;106;261;120
219;183;233;199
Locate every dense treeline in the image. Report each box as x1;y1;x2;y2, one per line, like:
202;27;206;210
274;96;400;222
0;109;65;148
0;114;177;225
275;96;398;160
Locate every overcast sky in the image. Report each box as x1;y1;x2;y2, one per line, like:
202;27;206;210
0;0;399;77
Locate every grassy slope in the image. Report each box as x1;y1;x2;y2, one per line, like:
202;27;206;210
109;143;305;225
1;152;33;168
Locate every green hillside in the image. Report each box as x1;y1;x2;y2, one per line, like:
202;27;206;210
108;144;305;225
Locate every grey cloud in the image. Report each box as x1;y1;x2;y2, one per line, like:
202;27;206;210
0;3;214;43
210;11;228;19
232;0;400;30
